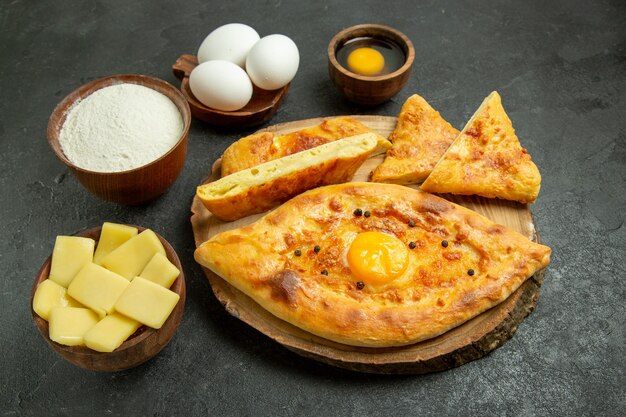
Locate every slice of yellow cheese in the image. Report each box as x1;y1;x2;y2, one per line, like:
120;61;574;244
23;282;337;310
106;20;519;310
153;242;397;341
49;236;95;288
48;307;99;346
67;263;129;318
100;229;166;280
83;313;141;353
32;279;83;321
93;223;138;265
139;253;180;288
114;277;179;329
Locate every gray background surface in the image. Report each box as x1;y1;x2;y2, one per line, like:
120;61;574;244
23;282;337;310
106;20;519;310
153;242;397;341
1;0;624;416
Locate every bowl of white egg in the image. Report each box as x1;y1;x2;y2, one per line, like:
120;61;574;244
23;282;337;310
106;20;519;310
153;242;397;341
172;23;300;127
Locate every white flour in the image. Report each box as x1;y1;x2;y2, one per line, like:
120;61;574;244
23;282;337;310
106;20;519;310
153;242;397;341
59;83;184;172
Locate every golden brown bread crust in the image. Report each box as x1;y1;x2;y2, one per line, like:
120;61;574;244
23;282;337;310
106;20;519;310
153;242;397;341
371;94;459;184
220;116;390;177
194;182;551;347
421;92;541;203
197;134;377;222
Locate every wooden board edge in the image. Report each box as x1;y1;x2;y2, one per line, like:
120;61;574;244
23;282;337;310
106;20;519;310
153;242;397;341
188;114;548;374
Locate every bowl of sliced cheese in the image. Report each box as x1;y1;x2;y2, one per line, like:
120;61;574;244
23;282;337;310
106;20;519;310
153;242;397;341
31;222;185;372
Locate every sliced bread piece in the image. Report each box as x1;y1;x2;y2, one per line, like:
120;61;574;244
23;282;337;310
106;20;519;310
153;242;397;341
220;116;390;177
371;94;459;184
421;91;541;203
198;133;379;221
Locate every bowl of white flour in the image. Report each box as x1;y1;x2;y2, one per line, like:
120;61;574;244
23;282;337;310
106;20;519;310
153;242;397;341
47;74;191;205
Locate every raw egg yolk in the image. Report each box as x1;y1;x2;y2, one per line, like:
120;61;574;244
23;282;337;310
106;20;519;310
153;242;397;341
347;231;409;286
346;47;385;76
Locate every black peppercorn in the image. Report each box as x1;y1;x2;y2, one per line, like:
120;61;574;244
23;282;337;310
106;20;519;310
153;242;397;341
409;241;416;249
468;269;475;276
314;245;321;253
356;281;365;290
408;219;415;227
321;270;328;276
354;208;363;216
363;211;371;218
294;249;302;256
441;240;449;248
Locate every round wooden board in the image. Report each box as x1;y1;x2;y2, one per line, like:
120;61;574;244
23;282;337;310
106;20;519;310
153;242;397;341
190;115;545;374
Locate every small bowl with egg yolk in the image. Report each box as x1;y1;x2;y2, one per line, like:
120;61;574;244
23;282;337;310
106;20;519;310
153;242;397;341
328;24;415;105
31;224;186;372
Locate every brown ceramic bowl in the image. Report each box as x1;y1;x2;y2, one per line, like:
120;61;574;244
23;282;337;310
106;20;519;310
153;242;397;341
47;74;191;205
172;54;289;128
31;225;186;372
328;24;415;105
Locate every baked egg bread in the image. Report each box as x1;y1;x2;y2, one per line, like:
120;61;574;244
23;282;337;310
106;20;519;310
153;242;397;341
197;133;378;222
371;94;459;184
220;116;391;177
194;182;551;347
421;91;541;203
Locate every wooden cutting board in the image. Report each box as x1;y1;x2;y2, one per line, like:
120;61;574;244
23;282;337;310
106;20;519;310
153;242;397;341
190;115;545;374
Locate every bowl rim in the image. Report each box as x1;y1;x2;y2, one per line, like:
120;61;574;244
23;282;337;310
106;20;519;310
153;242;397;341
327;23;415;82
46;74;192;176
31;224;186;364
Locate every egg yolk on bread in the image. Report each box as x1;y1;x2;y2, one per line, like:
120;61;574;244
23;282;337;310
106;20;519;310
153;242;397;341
347;231;409;285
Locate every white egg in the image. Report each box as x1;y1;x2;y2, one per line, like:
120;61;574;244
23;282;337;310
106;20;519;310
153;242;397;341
245;34;299;90
197;23;260;68
189;60;253;111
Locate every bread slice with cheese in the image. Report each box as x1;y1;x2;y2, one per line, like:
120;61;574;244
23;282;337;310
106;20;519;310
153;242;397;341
371;94;459;184
220;116;391;177
197;133;379;221
421;91;541;203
